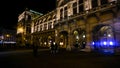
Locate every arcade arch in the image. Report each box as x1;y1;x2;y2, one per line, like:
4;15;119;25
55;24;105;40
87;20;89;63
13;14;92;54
72;28;86;49
92;24;115;50
58;31;68;48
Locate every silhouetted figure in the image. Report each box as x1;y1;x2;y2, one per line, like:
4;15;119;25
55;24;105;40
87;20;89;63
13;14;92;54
74;42;79;52
54;43;58;54
74;43;78;48
50;42;55;54
82;41;86;49
33;45;38;57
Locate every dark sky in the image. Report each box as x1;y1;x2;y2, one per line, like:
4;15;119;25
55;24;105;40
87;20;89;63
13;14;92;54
0;0;56;30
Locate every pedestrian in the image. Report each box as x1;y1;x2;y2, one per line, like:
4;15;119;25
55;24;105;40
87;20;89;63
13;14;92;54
74;42;79;52
50;42;55;54
33;44;38;57
54;43;58;54
75;43;78;48
82;41;86;49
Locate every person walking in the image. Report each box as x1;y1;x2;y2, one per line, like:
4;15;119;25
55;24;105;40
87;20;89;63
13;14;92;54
54;43;58;54
50;42;55;54
74;42;79;52
33;44;38;57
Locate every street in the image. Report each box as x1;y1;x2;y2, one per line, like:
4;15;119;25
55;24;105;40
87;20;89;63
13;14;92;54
0;49;120;68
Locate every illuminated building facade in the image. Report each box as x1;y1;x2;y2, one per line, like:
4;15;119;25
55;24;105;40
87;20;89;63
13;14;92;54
17;9;43;47
31;10;56;47
55;0;120;52
17;0;120;53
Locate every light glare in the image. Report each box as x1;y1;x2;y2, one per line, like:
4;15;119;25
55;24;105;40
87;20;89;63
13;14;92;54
110;41;113;45
103;42;107;45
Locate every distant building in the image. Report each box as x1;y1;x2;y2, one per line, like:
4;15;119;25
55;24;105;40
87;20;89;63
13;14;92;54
0;28;16;44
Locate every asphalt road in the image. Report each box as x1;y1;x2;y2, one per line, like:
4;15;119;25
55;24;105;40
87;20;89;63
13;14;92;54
0;49;120;68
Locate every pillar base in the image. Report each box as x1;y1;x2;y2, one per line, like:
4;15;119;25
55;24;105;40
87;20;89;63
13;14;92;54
80;45;91;52
66;45;71;51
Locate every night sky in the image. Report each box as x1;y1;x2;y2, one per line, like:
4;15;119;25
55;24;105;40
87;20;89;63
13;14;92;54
0;0;56;30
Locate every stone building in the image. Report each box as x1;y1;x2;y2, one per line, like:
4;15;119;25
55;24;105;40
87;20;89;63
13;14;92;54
0;28;16;44
17;9;43;47
31;10;56;47
17;0;120;53
55;0;120;52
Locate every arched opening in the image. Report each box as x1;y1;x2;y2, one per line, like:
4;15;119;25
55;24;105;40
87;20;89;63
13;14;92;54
59;31;68;48
92;24;115;54
73;29;86;49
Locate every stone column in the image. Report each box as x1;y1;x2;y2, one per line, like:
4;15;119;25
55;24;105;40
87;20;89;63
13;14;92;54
47;22;48;30
65;36;68;48
66;26;73;51
66;33;72;51
77;0;79;13
55;29;59;45
63;8;64;18
42;24;44;31
98;0;101;9
85;23;92;52
98;0;101;6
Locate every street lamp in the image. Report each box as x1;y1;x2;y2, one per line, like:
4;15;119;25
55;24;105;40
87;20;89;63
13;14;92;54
83;35;86;38
6;34;10;38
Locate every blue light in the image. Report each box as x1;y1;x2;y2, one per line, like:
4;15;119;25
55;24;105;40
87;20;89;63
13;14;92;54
93;40;117;55
92;42;95;45
103;41;107;45
109;41;113;45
